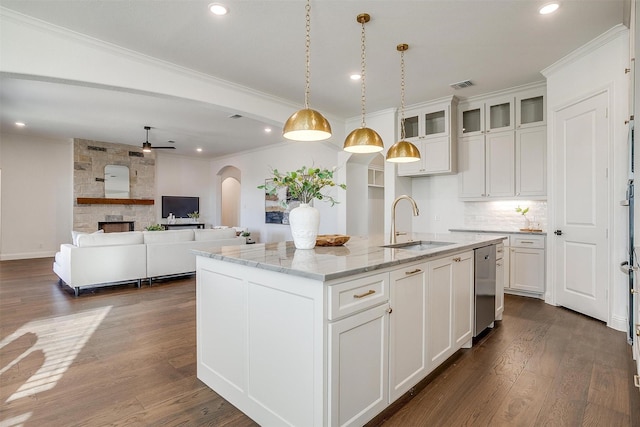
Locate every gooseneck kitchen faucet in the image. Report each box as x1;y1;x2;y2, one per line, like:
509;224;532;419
390;195;420;244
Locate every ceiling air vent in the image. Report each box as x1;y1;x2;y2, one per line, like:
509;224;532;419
449;80;473;90
228;114;243;119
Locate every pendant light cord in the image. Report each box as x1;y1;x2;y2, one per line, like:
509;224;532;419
304;0;311;109
399;48;406;140
360;18;367;128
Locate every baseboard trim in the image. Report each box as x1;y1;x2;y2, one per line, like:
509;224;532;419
0;251;56;261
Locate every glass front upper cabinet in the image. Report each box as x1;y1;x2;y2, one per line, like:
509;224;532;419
401;98;454;140
516;88;546;128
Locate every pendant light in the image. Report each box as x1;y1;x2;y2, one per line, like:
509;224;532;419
387;43;420;163
343;13;384;154
282;0;332;142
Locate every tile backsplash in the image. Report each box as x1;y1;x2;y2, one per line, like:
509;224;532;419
464;200;548;231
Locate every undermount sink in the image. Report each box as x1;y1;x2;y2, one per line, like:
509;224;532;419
381;240;455;251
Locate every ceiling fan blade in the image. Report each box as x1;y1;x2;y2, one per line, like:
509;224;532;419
152;146;176;149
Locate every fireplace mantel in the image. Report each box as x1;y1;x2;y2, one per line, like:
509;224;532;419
77;198;154;205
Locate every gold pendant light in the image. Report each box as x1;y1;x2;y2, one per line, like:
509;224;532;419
283;0;332;142
343;13;384;154
387;43;421;163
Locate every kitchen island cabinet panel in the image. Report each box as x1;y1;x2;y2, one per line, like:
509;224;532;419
329;303;389;427
389;262;428;402
427;251;474;368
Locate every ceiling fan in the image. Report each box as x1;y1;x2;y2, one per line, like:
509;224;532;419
142;126;175;152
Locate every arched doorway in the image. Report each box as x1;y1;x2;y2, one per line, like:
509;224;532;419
218;166;241;227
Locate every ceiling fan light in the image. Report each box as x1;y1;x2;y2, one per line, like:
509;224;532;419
283;108;332;141
343;127;384;153
386;140;421;163
142;142;152;153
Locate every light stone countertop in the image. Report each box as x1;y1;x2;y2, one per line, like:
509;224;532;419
193;232;507;282
449;228;547;235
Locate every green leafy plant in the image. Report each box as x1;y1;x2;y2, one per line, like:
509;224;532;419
187;211;200;219
258;165;346;206
515;206;529;217
241;231;251;237
145;224;164;231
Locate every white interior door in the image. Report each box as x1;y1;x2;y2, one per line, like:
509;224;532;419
553;91;609;321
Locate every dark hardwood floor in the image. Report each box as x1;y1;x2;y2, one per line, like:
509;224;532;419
1;258;639;426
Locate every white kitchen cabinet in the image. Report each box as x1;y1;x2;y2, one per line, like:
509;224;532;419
458;95;514;137
486;131;516;197
427;251;474;368
329;303;390;427
516;86;546;129
397;97;458;176
515;127;546;197
495;243;505;320
388;261;428;402
458;132;515;198
459;135;486;198
458;84;547;200
508;235;545;294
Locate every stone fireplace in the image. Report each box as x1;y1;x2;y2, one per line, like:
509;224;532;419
73;139;156;232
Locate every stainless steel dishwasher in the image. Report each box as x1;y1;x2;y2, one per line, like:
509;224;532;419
474;244;496;337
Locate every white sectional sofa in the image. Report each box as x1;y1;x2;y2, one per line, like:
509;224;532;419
53;228;245;296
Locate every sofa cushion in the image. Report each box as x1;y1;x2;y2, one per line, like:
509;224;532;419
76;231;144;247
194;228;237;241
72;229;103;246
143;229;194;244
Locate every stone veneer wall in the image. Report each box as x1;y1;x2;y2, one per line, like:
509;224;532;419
73;139;156;232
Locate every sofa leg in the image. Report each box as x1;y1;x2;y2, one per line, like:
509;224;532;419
149;278;153;286
74;287;79;297
137;279;142;288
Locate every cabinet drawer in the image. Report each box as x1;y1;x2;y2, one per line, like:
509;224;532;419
512;235;545;249
328;273;388;320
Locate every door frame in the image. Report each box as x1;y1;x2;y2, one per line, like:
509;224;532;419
546;86;614;325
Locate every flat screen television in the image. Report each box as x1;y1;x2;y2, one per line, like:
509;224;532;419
162;196;199;218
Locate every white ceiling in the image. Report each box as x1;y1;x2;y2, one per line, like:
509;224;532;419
0;0;626;157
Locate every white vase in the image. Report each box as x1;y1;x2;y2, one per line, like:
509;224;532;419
289;203;320;249
523;217;531;230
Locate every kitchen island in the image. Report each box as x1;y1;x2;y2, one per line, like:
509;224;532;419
194;233;506;427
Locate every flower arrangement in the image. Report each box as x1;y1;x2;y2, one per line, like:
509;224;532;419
258;165;346;206
187;211;200;220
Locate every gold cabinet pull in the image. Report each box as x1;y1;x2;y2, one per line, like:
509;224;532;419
405;269;422;275
453;257;461;262
353;290;376;299
635;375;640;389
636;324;640;337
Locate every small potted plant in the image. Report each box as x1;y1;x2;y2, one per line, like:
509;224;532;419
515;206;530;230
187;211;200;223
241;231;254;244
145;224;164;231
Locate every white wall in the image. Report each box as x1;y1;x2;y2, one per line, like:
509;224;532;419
0;132;73;260
155;152;214;224
543;25;630;331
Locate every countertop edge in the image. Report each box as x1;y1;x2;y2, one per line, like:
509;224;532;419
194;235;507;282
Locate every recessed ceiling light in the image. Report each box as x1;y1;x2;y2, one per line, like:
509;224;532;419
196;148;203;152
539;3;559;14
15;122;26;127
209;3;228;15
350;74;361;80
264;127;272;133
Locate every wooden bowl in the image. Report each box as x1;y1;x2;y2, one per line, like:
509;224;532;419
316;234;350;246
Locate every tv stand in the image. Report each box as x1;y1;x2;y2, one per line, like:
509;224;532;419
161;223;206;230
